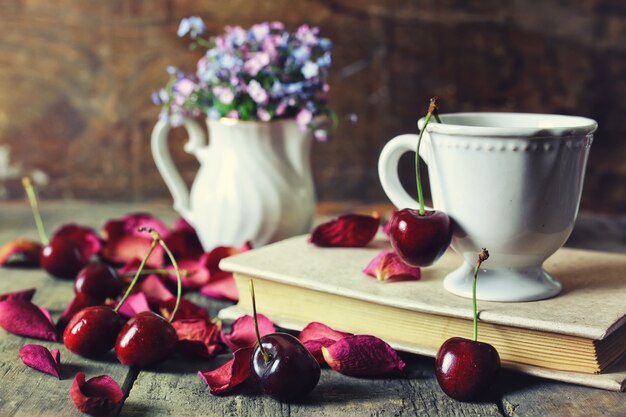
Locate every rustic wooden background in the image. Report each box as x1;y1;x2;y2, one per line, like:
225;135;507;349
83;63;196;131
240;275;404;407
0;1;624;212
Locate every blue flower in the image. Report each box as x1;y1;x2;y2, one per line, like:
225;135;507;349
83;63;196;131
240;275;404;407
301;61;319;79
177;17;207;39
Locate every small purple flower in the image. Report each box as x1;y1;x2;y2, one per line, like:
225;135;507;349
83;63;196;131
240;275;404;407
213;86;235;105
247;80;269;104
257;108;272;122
227;110;239;119
296;108;313;131
244;52;270;76
250;23;270;41
313;129;328;141
177;17;207;39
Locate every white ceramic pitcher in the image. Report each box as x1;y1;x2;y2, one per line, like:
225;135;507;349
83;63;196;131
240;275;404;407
151;117;316;250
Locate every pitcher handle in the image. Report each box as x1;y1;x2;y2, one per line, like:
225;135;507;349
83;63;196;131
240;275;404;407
150;118;206;221
378;133;433;210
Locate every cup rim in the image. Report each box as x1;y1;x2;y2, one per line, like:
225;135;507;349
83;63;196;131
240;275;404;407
418;112;597;138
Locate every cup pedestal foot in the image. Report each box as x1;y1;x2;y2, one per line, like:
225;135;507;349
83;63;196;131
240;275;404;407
443;264;562;302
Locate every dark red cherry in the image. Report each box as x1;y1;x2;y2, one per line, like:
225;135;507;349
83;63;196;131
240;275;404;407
115;311;177;369
388;208;452;267
63;306;124;358
251;332;320;402
74;262;122;302
435;337;500;401
40;238;89;280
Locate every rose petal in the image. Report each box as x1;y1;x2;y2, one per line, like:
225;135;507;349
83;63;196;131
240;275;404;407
102;212;169;240
197;347;254;394
221;314;275;351
201;247;238;274
50;223;102;261
100;236;164;267
159;297;209;321
173;217;195;233
0;239;42;267
322;335;406;377
138;275;173;304
70;372;123;416
165;259;210;290
239;241;253;253
112;292;151;318
302;338;341;364
0;288;36;301
309;213;380;247
298;322;353;363
163;228;204;262
19;344;61;379
56;293;101;332
199;271;239;301
0;299;57;341
382;220;391;236
172;318;222;358
363;250;421;282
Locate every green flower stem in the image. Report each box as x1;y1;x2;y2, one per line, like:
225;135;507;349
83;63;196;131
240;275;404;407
472;249;490;342
250;280;270;363
158;235;183;323
415;98;439;216
21;177;49;245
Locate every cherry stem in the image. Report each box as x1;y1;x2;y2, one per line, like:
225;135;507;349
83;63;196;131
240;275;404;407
114;238;158;314
472;248;490;342
120;269;190;278
249;280;270;364
415;97;439;216
155;232;183;323
21;177;49;245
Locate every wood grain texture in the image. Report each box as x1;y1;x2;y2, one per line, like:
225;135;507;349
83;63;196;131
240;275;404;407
1;1;626;212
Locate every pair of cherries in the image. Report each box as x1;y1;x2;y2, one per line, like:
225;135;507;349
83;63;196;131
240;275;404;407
387;99;500;401
63;229;181;369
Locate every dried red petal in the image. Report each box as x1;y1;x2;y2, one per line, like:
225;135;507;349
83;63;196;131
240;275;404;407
163;228;204;262
363;250;421;282
0;239;42;267
298;322;353;364
309;213;380;247
159;297;209;321
137;275;173;304
115;293;151;318
173;217;195;233
56;293;101;332
50;224;102;261
0;299;57;341
0;288;36;301
172;318;222;358
103;212;169;240
199;271;239;301
197;347;253;395
201;247;238;274
322;335;406;377
221;314;275;351
165;259;209;290
70;372;123;416
19;344;61;379
100;237;164;267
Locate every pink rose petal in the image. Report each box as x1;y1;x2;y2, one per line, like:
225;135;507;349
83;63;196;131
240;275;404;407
115;292;151;318
19;344;61;379
198;347;254;394
101;236;164;267
298;322;353;364
0;299;57;341
0;288;36;301
172;318;222;358
363;250;421;282
163;228;204;262
159;297;209;321
202;247;238;274
309;213;380;247
173;217;195;232
0;239;42;268
56;293;101;332
165;259;210;290
221;314;275;351
200;271;239;301
103;212;169;239
70;372;123;416
322;335;406;377
138;275;173;304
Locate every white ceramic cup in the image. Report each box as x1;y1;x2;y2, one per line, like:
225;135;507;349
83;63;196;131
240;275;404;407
378;113;597;302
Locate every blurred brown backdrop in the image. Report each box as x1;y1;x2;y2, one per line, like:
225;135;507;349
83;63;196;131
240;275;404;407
0;1;624;212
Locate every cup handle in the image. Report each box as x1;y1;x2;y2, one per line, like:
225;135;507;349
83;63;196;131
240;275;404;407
150;118;206;221
378;133;433;210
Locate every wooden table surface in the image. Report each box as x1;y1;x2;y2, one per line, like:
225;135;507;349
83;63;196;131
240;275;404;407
0;201;625;417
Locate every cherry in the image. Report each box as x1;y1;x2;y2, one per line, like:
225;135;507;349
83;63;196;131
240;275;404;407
74;262;123;302
387;97;452;267
249;281;320;402
40;238;89;280
388;209;452;267
113;227;183;369
115;311;177;368
435;249;500;401
63;305;124;358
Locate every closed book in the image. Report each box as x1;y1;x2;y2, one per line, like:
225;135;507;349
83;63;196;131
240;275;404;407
219;235;626;391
